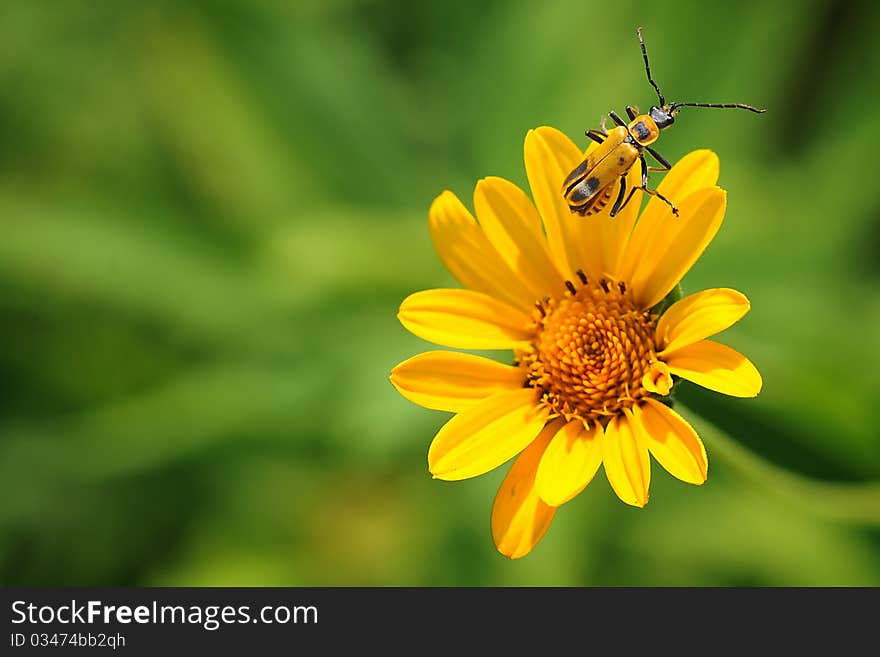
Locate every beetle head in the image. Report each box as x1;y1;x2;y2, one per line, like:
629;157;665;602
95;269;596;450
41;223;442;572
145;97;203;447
650;105;675;130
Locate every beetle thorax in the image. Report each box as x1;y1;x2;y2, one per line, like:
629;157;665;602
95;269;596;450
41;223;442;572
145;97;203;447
627;115;660;146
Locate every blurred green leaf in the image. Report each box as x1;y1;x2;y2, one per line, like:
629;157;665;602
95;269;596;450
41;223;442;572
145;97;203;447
1;0;878;586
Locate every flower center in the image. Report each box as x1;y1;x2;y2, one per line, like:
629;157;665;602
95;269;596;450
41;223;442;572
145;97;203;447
517;273;659;425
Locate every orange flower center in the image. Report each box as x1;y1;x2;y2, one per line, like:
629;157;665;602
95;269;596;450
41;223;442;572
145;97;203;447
517;273;659;425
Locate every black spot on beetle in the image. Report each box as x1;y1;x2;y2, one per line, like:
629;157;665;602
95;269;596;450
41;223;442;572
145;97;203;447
570;177;600;203
634;122;651;141
569;183;592;203
563;160;591;193
565;160;589;182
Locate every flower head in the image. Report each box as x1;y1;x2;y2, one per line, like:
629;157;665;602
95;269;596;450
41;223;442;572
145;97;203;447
391;127;761;558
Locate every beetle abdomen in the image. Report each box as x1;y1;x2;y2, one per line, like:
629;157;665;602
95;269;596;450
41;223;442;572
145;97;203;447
572;185;613;216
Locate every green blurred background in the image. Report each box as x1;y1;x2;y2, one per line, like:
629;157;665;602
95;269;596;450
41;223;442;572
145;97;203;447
1;0;879;586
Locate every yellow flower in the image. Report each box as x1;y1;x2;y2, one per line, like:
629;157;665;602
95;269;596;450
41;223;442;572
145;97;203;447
390;126;762;559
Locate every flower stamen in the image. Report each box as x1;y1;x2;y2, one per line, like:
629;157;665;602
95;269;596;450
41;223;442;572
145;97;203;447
519;276;659;425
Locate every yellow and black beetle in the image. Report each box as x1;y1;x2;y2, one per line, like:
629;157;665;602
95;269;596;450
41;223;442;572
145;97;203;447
563;28;765;218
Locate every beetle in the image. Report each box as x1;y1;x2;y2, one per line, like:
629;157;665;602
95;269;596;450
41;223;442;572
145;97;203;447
563;27;765;218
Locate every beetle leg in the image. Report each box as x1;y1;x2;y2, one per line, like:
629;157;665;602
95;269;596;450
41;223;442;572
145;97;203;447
585;129;606;145
643;188;679;216
620;186;639;212
646;146;672;170
610;175;628;217
599;116;609;135
626;105;640;120
609;111;627;127
638;155;679;216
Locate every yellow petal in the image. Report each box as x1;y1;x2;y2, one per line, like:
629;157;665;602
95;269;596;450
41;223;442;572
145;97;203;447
642;360;673;396
663;340;763;398
632;399;707;485
596;162;644;280
619;150;719;287
642;149;720;223
657;288;751;353
535;420;603;506
428;191;535;312
398;289;534;350
474;176;565;299
428;389;548;481
390;350;525;413
491;421;558;559
523;127;584;278
602;411;651;507
628;187;727;310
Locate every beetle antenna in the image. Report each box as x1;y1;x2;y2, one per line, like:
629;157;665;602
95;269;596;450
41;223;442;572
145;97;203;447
670;102;766;114
637;27;665;106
